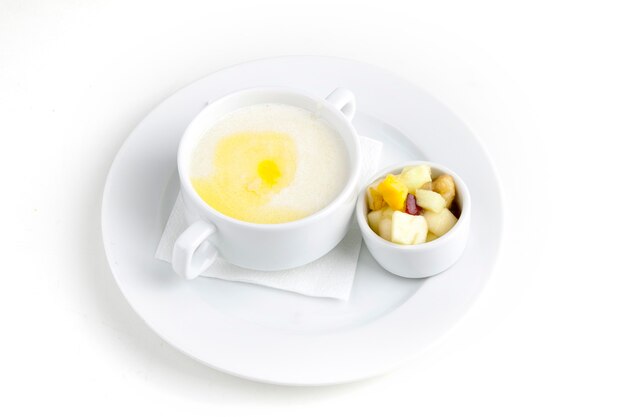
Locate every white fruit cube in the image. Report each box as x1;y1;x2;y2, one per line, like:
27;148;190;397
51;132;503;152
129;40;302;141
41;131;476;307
400;165;432;192
423;208;458;236
391;211;428;245
367;209;384;234
412;216;429;244
415;190;446;213
378;218;392;241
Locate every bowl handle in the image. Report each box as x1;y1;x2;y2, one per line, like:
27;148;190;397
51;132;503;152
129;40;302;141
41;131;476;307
325;88;356;121
172;220;217;280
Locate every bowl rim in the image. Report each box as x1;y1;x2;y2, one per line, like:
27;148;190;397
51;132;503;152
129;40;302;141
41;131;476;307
178;86;362;230
356;160;471;250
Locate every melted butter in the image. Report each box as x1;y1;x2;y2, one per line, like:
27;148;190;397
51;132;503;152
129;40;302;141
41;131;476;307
257;159;281;186
191;131;309;224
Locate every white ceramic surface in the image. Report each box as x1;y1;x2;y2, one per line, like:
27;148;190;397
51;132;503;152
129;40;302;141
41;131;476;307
101;56;503;386
357;161;471;278
173;87;361;279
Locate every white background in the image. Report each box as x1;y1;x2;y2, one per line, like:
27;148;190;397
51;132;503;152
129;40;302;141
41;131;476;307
1;0;625;415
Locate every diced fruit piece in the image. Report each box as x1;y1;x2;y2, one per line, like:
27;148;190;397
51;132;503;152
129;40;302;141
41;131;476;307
366;184;386;211
423;208;458;236
426;232;438;242
391;211;417;244
382;206;395;219
432;174;456;208
412;216;429;244
367;209;384;234
400;165;431;192
391;211;428;245
377;175;408;210
378;218;392;241
420;181;432;190
404;193;422;215
415;190;446;213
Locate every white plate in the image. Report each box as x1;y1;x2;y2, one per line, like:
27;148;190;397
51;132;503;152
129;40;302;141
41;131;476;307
102;56;503;386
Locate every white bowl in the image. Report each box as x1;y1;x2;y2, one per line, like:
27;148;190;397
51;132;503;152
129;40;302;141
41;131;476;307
356;161;471;278
173;87;362;279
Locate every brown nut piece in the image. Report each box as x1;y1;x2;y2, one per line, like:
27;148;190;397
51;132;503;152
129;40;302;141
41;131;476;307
420;181;432;190
432;174;456;208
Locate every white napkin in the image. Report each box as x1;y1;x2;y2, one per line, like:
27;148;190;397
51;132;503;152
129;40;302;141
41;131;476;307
155;136;382;300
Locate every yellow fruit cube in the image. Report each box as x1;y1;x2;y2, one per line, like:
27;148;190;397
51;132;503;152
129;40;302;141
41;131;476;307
377;175;408;211
367;186;386;211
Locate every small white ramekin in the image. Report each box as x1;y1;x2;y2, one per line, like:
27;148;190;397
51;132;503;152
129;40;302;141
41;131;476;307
356;161;471;278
